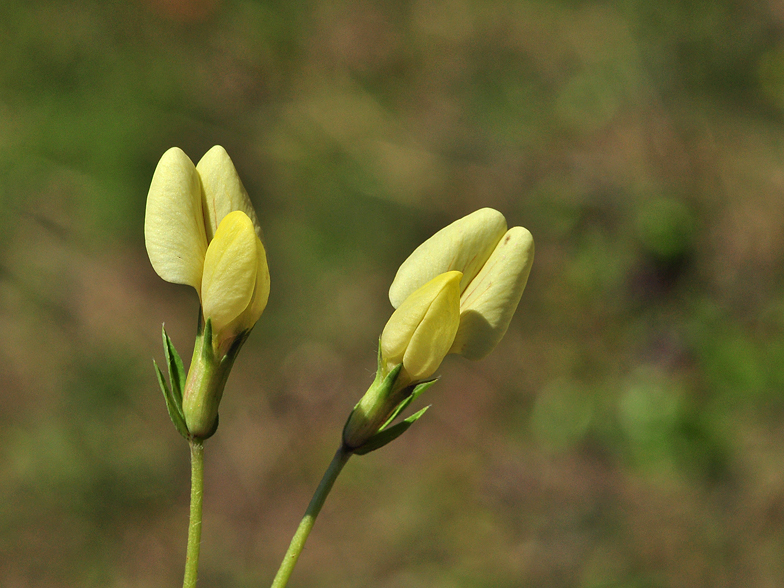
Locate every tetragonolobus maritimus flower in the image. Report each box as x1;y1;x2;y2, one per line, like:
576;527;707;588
145;145;270;350
145;145;270;439
389;208;533;361
342;210;533;454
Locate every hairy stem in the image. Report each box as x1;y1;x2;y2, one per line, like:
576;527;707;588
183;440;204;588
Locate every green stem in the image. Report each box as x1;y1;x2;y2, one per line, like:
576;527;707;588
270;446;352;588
183;440;205;588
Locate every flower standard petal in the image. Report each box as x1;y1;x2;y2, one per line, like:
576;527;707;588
449;227;534;360
389;208;507;308
201;211;259;337
196;145;262;241
382;271;462;381
144;147;208;290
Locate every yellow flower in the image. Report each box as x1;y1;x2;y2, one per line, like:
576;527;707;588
145;146;270;349
146;146;271;439
388;208;533;360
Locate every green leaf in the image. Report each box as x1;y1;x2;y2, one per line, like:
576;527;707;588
154;359;190;440
354;406;430;456
381;377;438;431
162;325;186;410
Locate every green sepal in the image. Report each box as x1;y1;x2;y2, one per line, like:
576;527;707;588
344;362;403;422
376;337;384;370
371;362;403;408
381;377;438;431
201;413;219;441
201;317;215;363
181;317;238;440
354;406;430;456
162;325;186;410
153;359;190;440
341;363;403;448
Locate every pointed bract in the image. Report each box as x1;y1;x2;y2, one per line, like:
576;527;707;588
352;405;430;456
154;359;190;440
162;325;186;407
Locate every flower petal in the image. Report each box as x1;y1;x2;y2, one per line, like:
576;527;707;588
144;147;208;290
382;271;462;381
242;235;271;325
389;208;507;308
220;235;271;341
201;211;259;336
449;227;534;360
196;145;261;242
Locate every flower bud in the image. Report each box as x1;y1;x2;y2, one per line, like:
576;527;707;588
144;145;268;325
145;146;270;441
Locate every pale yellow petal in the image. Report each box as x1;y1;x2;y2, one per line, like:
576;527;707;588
243;236;271;324
220;235;271;340
403;272;461;380
144;147;208;289
450;227;534;360
201;211;258;335
389;208;507;308
381;271;462;380
196;145;261;241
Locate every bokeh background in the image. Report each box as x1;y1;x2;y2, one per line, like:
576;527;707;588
3;0;784;586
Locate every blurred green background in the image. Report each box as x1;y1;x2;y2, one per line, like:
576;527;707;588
3;0;784;586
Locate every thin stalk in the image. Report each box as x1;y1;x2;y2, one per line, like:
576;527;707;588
270;446;352;588
183;440;205;588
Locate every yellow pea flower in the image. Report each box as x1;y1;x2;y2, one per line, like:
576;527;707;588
145;146;269;439
145;146;270;348
388;208;533;360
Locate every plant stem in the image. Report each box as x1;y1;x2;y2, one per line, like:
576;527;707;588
183;440;205;588
270;446;352;588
